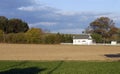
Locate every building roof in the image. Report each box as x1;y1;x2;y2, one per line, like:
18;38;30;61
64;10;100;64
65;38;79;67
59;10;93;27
73;34;92;39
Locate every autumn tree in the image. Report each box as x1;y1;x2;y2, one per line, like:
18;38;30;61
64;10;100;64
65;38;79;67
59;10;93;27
86;17;118;42
25;28;43;43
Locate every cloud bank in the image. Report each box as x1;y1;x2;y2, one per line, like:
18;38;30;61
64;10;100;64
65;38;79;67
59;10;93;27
0;0;120;34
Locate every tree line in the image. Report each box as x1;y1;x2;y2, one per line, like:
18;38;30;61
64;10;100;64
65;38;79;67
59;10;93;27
0;16;29;34
0;16;72;44
0;16;120;44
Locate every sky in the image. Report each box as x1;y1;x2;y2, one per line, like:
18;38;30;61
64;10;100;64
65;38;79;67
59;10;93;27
0;0;120;34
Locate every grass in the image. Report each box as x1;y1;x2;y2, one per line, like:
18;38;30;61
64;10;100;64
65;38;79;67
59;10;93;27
0;61;120;74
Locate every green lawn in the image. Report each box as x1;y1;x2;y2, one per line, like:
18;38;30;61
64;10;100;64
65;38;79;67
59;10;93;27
0;61;120;74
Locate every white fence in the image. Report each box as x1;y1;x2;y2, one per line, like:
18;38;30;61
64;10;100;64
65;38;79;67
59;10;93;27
61;43;120;46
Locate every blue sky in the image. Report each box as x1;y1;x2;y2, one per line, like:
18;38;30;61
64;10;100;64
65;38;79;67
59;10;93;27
0;0;120;34
40;0;120;12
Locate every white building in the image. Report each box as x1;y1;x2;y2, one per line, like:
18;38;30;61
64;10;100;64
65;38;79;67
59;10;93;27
111;41;117;45
73;34;93;45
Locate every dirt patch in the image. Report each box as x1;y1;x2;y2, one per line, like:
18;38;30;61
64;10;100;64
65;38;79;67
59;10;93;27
0;44;120;61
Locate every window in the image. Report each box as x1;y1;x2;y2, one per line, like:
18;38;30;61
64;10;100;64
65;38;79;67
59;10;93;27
82;40;86;42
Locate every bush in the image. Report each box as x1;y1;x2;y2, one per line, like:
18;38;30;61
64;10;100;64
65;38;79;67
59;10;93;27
5;33;26;43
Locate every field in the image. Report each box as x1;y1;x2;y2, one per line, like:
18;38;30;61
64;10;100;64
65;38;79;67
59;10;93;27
0;44;120;61
0;44;120;74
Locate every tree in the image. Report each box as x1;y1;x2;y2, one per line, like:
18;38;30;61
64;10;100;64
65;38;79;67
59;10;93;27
5;33;26;43
0;16;8;33
0;16;29;33
44;34;56;44
0;30;4;42
25;28;43;43
63;34;73;43
108;25;118;36
88;17;118;37
91;33;103;43
86;17;118;42
7;18;29;33
117;29;120;43
54;33;63;44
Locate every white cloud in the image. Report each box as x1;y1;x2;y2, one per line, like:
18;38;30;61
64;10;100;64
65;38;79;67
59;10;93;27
93;13;120;21
29;22;57;27
18;6;35;11
57;11;79;16
18;5;57;12
38;22;58;26
53;28;84;34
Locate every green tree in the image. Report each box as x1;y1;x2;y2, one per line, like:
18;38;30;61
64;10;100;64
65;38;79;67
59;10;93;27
0;16;29;34
54;33;63;44
44;34;56;44
4;33;27;43
7;18;29;33
91;33;103;43
64;34;73;43
0;16;8;33
117;29;120;43
0;30;4;42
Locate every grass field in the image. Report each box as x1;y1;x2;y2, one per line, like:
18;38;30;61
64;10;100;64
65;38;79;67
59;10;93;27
0;61;120;74
0;44;120;61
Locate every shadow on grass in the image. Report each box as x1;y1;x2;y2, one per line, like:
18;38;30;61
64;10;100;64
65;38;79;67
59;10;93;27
48;61;64;74
105;53;120;58
0;61;29;71
0;67;46;74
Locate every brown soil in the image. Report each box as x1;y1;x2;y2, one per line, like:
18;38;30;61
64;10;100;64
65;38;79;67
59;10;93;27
0;44;120;61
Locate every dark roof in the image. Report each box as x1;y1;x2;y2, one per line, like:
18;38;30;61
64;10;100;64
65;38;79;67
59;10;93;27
73;34;92;39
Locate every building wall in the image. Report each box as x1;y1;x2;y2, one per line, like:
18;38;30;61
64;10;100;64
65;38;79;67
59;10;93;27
73;39;93;45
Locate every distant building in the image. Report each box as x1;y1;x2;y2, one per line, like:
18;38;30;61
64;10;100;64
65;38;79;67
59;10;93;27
73;34;93;45
111;41;117;45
